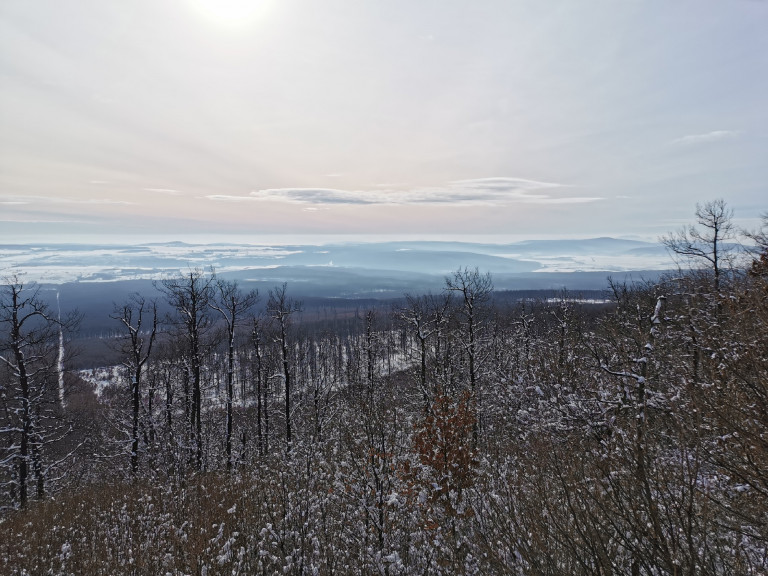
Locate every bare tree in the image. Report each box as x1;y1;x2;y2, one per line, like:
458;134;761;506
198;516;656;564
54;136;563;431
397;293;452;412
267;283;302;455
251;315;267;457
0;276;79;508
444;267;493;444
157;269;215;471
661;199;738;293
745;212;768;277
111;294;158;477
210;279;258;470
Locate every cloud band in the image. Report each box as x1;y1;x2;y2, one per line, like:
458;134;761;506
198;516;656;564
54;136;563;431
207;177;600;206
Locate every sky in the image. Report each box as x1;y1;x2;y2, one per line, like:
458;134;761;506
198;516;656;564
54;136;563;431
1;0;766;243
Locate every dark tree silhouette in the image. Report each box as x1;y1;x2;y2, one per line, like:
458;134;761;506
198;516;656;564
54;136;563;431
1;276;79;508
111;294;157;477
660;198;737;293
267;283;302;455
210;278;258;470
157;269;215;471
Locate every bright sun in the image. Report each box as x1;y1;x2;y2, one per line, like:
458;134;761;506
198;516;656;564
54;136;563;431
192;0;270;27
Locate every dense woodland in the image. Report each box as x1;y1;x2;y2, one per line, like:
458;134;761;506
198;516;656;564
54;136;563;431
2;201;768;575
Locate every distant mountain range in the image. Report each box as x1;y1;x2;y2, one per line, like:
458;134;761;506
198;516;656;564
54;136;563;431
1;238;679;340
1;238;672;292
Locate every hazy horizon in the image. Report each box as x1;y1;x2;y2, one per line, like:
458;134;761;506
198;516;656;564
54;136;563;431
2;231;666;247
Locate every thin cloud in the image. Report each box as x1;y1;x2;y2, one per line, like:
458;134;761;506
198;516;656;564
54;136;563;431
144;188;184;196
669;130;739;146
206;177;600;206
446;177;596;204
252;188;380;205
0;217;92;223
206;190;375;204
0;194;133;205
206;194;260;203
451;177;564;190
82;199;134;205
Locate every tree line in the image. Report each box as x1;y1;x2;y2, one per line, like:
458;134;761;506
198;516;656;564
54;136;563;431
1;200;768;574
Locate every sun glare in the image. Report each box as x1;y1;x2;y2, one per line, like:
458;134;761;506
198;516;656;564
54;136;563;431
192;0;270;28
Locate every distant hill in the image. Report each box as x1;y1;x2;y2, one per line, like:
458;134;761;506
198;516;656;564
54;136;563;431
2;237;675;341
1;237;673;285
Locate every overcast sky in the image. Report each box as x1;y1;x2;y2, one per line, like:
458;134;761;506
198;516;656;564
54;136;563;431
1;0;766;242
